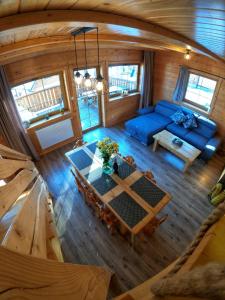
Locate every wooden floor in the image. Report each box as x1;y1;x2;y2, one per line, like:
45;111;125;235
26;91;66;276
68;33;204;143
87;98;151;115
37;126;225;299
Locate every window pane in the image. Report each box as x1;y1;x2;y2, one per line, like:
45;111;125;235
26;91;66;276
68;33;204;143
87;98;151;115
185;73;217;112
11;74;64;124
108;65;139;98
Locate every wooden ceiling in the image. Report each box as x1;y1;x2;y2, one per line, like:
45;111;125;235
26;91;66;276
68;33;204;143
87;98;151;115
0;0;224;64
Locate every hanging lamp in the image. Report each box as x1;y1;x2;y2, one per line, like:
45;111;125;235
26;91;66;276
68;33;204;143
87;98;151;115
95;27;104;92
73;35;82;85
83;31;92;88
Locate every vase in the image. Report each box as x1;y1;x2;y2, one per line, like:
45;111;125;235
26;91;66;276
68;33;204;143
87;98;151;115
102;155;113;174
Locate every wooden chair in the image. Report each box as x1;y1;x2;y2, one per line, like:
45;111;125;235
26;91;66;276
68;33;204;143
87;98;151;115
124;155;136;168
143;170;157;184
72;137;86;149
144;215;168;236
96;202;118;235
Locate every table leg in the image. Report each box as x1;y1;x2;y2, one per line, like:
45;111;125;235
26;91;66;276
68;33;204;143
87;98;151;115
131;233;135;248
183;160;190;172
153;139;158;152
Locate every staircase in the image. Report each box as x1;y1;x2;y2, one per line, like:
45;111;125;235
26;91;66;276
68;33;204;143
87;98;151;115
0;144;111;299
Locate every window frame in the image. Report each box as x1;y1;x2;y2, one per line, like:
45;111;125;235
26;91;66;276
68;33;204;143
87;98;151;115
11;71;68;124
183;70;219;114
108;63;140;100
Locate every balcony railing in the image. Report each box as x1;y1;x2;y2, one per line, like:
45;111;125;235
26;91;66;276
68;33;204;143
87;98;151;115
15;86;62;113
109;77;137;91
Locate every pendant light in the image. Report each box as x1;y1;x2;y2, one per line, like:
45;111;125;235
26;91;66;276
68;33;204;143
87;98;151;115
73;35;82;85
95;27;104;92
184;48;191;60
83;31;92;88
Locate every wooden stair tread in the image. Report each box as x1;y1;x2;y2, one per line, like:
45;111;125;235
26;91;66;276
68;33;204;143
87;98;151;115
0;245;111;300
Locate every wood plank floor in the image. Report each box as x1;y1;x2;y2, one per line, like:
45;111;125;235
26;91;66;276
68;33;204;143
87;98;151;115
37;126;225;299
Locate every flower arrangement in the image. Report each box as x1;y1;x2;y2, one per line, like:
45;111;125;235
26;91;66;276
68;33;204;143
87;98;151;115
97;137;119;167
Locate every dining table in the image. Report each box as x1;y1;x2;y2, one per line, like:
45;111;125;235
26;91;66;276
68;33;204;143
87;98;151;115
65;141;171;246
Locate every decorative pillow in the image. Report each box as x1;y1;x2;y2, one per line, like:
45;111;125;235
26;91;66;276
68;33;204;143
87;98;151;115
170;110;186;125
183;113;198;129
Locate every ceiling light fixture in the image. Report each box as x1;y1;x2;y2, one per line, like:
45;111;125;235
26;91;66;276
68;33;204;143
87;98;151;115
184;48;191;60
71;27;105;92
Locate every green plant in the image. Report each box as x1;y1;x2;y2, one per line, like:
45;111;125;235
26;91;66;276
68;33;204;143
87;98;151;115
97;137;119;162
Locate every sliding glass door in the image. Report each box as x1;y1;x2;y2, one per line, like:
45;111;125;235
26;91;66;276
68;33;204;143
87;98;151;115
74;68;101;132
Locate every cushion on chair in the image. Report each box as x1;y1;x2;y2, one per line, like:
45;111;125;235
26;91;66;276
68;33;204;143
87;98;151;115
167;123;190;139
184;132;208;150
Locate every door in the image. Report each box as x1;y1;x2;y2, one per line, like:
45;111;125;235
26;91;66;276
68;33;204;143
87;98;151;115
74;67;102;132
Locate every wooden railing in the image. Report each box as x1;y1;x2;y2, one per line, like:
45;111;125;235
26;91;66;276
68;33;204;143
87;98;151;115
16;86;62;112
0;144;111;299
109;77;137;91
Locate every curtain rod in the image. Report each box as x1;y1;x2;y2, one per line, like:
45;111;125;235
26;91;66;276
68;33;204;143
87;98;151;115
179;65;225;80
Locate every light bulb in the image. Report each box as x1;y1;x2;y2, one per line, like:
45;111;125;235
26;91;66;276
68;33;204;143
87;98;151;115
84;78;92;88
74;71;82;85
96;80;103;91
184;49;191;60
75;75;82;85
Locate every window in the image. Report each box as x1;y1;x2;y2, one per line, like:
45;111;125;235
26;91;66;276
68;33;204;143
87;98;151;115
184;72;218;113
108;64;139;99
11;73;66;124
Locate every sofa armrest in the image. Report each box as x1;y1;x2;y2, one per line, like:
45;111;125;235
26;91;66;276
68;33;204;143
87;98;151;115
137;106;154;115
202;136;221;160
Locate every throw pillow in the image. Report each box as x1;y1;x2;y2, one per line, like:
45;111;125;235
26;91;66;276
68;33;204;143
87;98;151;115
183;113;198;129
170;110;186;125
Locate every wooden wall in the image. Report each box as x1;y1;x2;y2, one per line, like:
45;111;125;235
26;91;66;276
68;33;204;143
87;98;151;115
5;49;143;154
153;51;225;139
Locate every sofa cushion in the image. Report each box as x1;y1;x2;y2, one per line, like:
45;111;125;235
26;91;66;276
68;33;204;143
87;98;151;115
184;132;208;151
193;116;217;139
170;110;187;125
183;113;198;129
137;106;154;115
167;123;190;139
155;102;177;117
145;112;172;126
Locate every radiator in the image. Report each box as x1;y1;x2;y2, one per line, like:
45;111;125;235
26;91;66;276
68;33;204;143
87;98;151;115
36;118;74;150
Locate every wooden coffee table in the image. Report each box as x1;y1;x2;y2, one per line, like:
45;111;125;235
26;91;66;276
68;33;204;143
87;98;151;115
153;130;201;172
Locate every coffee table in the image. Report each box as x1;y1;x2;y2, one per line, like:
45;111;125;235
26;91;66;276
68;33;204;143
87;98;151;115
153;130;201;172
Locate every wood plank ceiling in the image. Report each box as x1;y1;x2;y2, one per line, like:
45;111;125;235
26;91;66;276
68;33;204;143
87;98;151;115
0;0;224;64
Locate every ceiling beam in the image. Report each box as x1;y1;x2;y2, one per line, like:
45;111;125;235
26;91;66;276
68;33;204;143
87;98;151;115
0;34;186;64
0;10;224;63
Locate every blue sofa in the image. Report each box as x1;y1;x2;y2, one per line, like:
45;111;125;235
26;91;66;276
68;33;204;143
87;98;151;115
125;100;221;160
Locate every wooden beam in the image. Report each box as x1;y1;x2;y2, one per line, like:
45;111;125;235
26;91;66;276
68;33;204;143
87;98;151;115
0;34;173;64
0;10;224;63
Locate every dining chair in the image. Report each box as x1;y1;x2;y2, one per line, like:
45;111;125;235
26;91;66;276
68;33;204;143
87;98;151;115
123;155;136;167
143;170;157;184
72;137;86;149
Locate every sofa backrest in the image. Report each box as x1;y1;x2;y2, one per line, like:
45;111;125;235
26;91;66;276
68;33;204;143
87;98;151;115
155;100;178;117
155;100;217;139
193;116;217;139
